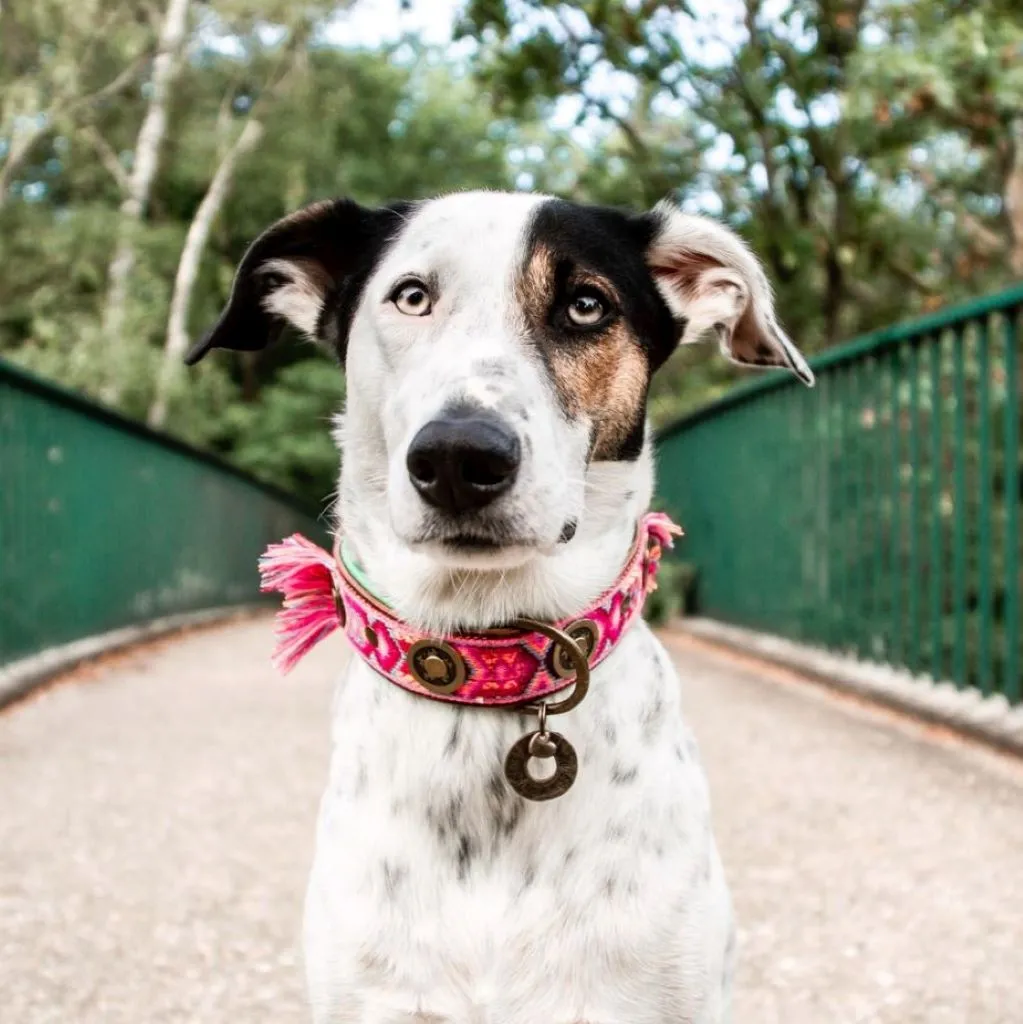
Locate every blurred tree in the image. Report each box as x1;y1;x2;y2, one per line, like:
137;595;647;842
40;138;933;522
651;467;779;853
0;0;152;208
0;15;523;501
99;0;192;405
457;0;1016;419
1;0;1019;499
849;0;1023;279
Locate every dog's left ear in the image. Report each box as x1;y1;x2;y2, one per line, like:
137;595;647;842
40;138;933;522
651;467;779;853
186;198;410;365
645;201;814;385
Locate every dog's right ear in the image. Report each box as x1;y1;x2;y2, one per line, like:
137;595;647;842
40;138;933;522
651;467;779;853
185;198;411;365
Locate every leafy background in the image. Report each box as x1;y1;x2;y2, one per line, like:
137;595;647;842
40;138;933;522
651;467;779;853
2;0;1022;516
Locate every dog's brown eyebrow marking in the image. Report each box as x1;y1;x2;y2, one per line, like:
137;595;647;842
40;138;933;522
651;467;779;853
547;324;647;460
516;242;648;461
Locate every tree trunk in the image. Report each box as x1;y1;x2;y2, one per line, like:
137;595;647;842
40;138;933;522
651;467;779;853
99;0;191;406
148;118;265;428
1005;118;1023;277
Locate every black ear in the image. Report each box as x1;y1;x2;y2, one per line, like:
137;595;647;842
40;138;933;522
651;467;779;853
185;198;412;365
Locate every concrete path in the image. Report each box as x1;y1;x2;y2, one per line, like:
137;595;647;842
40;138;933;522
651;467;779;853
2;616;1022;1024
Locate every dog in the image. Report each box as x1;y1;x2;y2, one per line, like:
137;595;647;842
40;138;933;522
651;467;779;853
189;190;812;1023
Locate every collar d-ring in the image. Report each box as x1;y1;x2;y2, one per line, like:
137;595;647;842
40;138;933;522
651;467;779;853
512;617;591;715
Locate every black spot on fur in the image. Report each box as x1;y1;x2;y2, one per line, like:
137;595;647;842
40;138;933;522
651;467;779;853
501;801;524;839
382;860;407;898
445;713;464;756
426;795;464;844
603;876;618;898
641;691;664;741
610;763;639;786
486;770;505;800
474;358;511;379
558;518;578;543
486;769;524;841
456;833;477;880
525;201;678;367
521;200;680;462
603;719;618;744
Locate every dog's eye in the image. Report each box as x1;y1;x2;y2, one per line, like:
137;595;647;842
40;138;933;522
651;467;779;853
566;291;609;328
391;280;433;317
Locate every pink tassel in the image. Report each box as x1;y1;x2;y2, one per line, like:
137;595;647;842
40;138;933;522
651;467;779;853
642;512;684;594
259;534;341;674
645;511;684;550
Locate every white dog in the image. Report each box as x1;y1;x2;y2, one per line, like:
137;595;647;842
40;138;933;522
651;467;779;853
190;190;812;1023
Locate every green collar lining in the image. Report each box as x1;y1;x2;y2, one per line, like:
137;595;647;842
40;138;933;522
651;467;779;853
339;539;390;604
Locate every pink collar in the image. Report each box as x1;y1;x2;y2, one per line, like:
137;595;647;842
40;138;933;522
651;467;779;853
258;512;681;708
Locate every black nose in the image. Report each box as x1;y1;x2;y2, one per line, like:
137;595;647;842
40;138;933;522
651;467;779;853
406;409;521;514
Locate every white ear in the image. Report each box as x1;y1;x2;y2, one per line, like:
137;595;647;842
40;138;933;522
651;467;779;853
647;202;814;385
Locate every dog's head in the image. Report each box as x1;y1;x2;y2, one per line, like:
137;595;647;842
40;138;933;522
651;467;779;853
192;191;811;627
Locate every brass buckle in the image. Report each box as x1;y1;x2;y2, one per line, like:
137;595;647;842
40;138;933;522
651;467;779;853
512;617;591;715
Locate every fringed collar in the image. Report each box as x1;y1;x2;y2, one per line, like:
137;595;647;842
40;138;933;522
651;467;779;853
258;513;681;708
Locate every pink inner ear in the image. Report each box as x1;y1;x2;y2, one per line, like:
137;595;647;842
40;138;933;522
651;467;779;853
652;256;749;343
651;251;715;300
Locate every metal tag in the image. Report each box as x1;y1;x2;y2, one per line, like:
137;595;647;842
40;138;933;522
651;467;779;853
504;729;578;801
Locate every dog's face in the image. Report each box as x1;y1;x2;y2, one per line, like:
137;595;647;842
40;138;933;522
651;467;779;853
192;191;811;620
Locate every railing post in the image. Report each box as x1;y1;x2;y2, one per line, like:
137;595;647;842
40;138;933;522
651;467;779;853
976;317;993;695
951;327;969;689
908;339;922;674
1004;310;1020;703
652;284;1023;706
929;334;945;681
889;348;903;666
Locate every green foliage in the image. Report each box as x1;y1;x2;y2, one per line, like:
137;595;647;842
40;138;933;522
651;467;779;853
460;0;1023;422
219;357;344;506
643;560;700;627
2;0;1021;503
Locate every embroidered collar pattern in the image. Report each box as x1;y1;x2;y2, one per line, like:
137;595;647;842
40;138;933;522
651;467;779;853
258;512;682;709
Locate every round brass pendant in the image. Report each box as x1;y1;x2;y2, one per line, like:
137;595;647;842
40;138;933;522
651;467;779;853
406;638;466;694
504;729;578;801
550;618;598;679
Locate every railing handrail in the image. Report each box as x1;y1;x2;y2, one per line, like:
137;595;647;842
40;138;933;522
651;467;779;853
657;280;1023;442
1;357;324;520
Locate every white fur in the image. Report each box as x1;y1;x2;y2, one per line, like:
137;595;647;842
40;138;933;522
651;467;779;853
261;257;327;339
295;192;738;1022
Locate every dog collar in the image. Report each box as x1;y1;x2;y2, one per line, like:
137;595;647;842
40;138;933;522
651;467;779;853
259;512;681;704
259;513;681;801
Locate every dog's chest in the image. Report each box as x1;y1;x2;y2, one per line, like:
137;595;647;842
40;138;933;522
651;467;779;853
305;627;725;1023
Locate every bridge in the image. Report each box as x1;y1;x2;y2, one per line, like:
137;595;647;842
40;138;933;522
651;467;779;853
2;286;1021;1023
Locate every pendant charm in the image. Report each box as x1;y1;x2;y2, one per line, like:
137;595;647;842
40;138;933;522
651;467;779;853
504;729;578;801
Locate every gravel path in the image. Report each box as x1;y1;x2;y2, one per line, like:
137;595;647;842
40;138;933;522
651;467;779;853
2;615;1022;1023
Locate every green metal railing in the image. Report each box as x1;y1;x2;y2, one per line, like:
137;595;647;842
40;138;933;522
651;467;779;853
656;284;1023;703
0;360;326;668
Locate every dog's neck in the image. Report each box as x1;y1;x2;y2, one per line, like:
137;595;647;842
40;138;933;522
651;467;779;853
335;433;654;635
